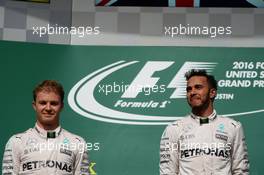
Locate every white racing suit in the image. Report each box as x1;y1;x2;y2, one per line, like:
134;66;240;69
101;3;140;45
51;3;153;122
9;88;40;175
2;124;90;175
160;110;249;175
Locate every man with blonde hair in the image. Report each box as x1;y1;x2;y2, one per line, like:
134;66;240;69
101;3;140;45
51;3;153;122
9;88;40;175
2;80;90;175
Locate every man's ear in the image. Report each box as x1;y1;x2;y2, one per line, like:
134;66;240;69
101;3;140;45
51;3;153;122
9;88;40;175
210;88;217;99
32;101;36;111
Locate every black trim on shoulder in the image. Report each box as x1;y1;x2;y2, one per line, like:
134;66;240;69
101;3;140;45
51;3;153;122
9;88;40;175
75;137;81;142
231;122;238;128
15;136;22;139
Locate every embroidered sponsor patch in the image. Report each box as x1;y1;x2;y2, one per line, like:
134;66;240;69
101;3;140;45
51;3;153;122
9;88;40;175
215;133;228;142
60;148;73;156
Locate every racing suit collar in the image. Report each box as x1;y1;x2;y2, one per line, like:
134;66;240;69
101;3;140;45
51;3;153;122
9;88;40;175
34;123;62;139
190;110;217;124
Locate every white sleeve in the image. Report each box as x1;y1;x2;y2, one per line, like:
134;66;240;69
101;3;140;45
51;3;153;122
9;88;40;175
73;138;90;175
2;136;21;175
231;122;249;175
159;123;179;175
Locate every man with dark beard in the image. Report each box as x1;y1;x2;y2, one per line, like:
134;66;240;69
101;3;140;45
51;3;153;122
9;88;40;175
160;69;249;175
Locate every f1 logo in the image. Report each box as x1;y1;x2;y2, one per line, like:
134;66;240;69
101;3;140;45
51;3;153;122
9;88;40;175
121;61;217;99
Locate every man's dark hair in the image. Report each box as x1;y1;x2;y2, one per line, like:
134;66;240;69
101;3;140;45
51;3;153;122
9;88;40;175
184;69;218;90
33;80;64;102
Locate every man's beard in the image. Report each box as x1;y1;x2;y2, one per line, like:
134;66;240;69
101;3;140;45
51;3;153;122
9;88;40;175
189;94;211;115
